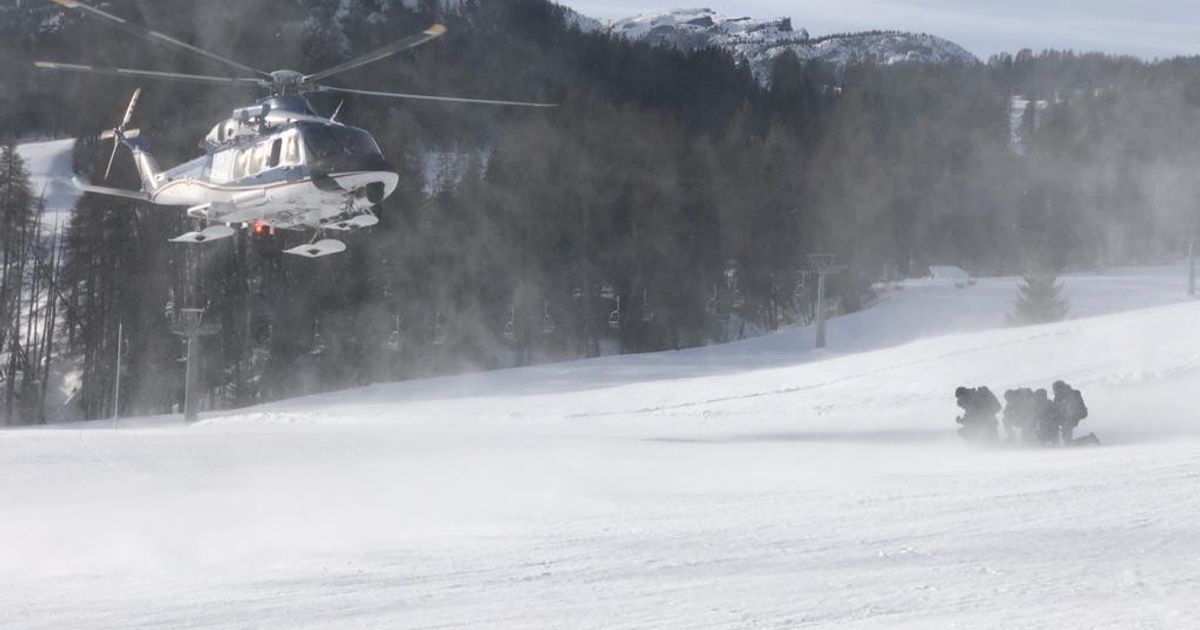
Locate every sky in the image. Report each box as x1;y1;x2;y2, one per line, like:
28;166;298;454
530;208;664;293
567;0;1200;60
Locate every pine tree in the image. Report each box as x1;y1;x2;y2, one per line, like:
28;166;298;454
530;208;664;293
1008;271;1069;325
0;144;35;424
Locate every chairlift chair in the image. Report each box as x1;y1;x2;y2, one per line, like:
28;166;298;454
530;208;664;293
433;311;448;346
640;289;655;323
608;295;621;331
541;302;556;335
502;305;516;342
310;319;325;355
386;315;402;351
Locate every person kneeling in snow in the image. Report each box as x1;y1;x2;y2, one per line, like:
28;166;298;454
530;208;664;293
955;386;1000;443
1031;389;1061;445
1002;388;1036;443
1052;380;1098;446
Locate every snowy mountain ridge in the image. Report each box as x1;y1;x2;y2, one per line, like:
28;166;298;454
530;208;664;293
605;8;979;81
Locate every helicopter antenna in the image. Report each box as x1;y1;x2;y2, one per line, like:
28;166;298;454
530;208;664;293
330;99;346;123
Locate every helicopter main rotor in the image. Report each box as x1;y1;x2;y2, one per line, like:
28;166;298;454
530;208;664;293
36;0;556;108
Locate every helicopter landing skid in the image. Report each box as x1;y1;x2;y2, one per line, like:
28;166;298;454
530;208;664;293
283;238;347;258
325;213;380;232
168;225;236;244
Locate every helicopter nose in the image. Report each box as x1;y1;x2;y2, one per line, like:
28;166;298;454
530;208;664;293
350;172;397;204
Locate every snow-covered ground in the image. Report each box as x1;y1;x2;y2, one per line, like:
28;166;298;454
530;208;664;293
2;265;1199;628
16;138;78;230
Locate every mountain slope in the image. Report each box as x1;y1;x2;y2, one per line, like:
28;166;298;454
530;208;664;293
608;8;979;81
16;138;78;229
2;265;1198;628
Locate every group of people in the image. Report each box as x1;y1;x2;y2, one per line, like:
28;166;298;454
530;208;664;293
954;381;1098;446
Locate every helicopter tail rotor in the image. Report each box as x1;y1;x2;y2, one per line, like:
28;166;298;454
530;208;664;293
99;88;142;181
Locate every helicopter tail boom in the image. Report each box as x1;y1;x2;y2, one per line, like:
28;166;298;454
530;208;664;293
68;175;150;201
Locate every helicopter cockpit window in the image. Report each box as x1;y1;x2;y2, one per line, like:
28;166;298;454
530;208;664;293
299;123;382;160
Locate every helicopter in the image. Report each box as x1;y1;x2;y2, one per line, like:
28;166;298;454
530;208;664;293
34;0;555;258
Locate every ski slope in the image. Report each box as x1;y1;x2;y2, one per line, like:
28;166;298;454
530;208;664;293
16;138;79;230
2;266;1199;629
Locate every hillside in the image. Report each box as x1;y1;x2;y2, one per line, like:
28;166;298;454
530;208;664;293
16;137;77;229
2;264;1197;628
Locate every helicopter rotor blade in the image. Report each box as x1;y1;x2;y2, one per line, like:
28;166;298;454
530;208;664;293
102;136;120;181
302;24;447;84
314;84;559;108
44;0;269;78
120;87;142;129
34;61;269;88
102;88;141;181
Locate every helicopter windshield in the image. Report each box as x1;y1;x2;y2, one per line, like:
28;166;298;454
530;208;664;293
299;123;382;160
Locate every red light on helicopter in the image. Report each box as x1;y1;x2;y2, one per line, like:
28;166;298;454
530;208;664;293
253;220;266;236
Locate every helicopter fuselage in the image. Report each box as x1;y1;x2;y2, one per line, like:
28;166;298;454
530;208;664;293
142;116;398;231
37;3;550;257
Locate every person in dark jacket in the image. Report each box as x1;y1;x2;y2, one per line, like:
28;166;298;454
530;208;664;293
1032;388;1060;445
1052;380;1089;444
955;386;1000;443
1002;388;1035;444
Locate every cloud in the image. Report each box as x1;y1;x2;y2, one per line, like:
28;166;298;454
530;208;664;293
566;0;1200;59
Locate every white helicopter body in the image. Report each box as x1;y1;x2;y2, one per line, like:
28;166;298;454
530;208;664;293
37;0;553;257
90;94;400;255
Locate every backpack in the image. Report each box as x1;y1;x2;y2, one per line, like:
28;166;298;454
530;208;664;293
1057;387;1088;426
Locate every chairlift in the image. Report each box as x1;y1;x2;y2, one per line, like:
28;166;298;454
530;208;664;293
641;289;655;323
310;319;325;356
386;315;402;352
731;290;745;310
503;305;516;342
541;302;556;335
433;310;448;346
608;295;621;331
600;283;616;300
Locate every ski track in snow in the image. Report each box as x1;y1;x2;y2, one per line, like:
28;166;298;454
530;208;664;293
2;265;1200;628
